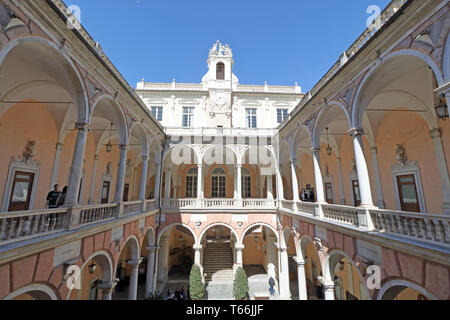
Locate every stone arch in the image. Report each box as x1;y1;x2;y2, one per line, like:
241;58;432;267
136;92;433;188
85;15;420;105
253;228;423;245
117;235;140;266
129;122;149;158
239;222;279;246
89;95;129;146
292;125;313;158
313;101;351;150
443;33;450;83
0;36;89;124
66;249;114;300
323;249;370;300
202;144;238;166
4;283;59;300
157;223;197;246
377;279;439;300
162;144;199;166
351;49;444;129
198;222;239;246
142;226;156;247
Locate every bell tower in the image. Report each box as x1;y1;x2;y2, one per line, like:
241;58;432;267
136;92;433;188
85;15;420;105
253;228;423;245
202;41;239;128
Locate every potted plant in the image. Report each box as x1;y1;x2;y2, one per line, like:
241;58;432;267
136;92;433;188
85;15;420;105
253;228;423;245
233;267;249;300
145;290;165;300
189;264;205;300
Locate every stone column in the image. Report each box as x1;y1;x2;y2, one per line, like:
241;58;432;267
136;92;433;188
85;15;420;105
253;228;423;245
293;256;307;300
127;258;143;300
197;164;204;199
66;123;89;206
154;162;161;199
430;129;450;214
193;244;202;266
267;175;274;200
233;166;238;199
235;244;245;266
97;281;118;300
335;156;345;205
370;147;385;209
278;244;291;300
276;165;285;200
88;154;99;204
145;245;157;296
114;144;128;203
349;129;374;207
290;158;300;203
139;155;149;201
164;168;172;199
312;148;326;203
236;164;242;199
322;280;335;300
50;142;64;189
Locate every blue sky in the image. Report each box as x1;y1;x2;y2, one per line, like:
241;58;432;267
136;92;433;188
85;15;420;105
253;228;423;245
66;0;391;91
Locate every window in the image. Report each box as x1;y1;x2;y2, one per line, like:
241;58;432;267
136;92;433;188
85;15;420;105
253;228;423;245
277;109;288;124
241;167;251;198
211;167;226;198
151;106;163;121
325;182;333;204
216;62;225;80
185;168;198;198
396;174;420;212
246;108;257;128
8;171;34;212
182;107;195;127
352;180;361;207
101;181;110;204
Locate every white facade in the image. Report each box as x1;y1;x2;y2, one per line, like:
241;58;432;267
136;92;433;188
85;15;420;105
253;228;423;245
136;41;303;129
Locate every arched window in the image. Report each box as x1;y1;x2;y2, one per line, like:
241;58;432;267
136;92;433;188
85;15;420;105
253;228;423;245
216;62;225;80
241;167;251;198
211;167;226;198
185;167;198;198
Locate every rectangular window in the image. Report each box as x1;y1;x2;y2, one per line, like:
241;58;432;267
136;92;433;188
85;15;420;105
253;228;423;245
8;171;34;212
325;182;333;204
101;181;110;204
352;180;361;207
246;108;257;128
277;109;288;124
185;176;198;198
182;107;195;127
151;106;163;121
396;174;420;212
242;176;251;198
212;176;226;198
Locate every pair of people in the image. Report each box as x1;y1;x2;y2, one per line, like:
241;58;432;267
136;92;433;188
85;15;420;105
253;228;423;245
46;184;67;208
166;288;187;300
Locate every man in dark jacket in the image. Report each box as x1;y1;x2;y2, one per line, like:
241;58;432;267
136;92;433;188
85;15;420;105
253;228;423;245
46;184;60;209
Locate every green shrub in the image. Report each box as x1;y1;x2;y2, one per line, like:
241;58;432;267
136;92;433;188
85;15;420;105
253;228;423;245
189;264;204;300
233;267;249;300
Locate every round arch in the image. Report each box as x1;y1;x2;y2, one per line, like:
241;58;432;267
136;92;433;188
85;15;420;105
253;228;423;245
351;49;445;129
162;143;200;166
0;36;89;124
89;95;129;146
129;122;150;158
142;226;156;247
313;101;351;149
323;249;370;300
201;144;238;166
4;283;59;300
117;235;140;265
377;279;439;300
157;223;198;246
239;222;279;246
198;222;239;246
66;249;114;300
443;33;450;83
291;125;313;159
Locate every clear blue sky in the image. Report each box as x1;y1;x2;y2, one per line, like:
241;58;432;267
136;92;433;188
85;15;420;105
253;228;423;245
66;0;391;91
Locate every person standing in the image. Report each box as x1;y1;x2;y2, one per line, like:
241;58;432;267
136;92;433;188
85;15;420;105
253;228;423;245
56;186;67;207
268;276;275;296
46;184;60;209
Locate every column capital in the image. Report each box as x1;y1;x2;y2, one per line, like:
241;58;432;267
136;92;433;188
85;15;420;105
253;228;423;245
430;128;441;139
235;164;242;168
96;280;119;291
119;144;128;151
193;244;203;251
293;256;306;266
312;147;321;153
318;276;335;289
56;142;64;151
289;157;297;164
370;146;377;153
142;155;149;161
94;154;100;161
126;258;143;267
146;245;160;252
235;244;245;250
348;128;364;137
74;122;89;131
197;163;204;168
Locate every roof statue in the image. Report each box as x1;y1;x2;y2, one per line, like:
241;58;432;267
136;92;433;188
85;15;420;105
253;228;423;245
209;41;232;58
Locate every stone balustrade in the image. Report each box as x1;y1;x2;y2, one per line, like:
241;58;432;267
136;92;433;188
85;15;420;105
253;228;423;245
161;198;277;210
79;203;117;226
322;204;360;227
0;208;69;245
123;200;144;216
165;127;277;137
370;209;450;245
